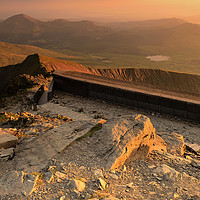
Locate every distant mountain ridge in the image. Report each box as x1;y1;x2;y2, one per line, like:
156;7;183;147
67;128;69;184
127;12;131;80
0;14;112;45
108;18;186;30
1;14;200;55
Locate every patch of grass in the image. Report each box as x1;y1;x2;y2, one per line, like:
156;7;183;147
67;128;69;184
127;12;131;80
76;123;102;141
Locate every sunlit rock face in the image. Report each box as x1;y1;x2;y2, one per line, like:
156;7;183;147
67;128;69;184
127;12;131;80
90;114;156;170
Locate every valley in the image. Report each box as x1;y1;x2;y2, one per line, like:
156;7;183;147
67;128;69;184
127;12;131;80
1;14;200;75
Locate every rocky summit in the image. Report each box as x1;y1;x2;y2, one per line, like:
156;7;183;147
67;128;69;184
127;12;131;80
0;89;199;200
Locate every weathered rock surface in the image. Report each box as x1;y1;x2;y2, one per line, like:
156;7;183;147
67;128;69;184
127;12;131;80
0;147;14;160
150;134;167;153
14;120;96;172
157;132;186;156
0;130;18;149
90;114;155;170
0;171;39;196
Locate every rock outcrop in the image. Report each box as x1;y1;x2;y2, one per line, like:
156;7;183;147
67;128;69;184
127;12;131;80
90;114;155;170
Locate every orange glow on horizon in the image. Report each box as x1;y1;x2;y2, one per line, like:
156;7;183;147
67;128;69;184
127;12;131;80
1;0;200;21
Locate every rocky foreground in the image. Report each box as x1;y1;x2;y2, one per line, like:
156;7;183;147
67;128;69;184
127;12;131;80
0;90;200;200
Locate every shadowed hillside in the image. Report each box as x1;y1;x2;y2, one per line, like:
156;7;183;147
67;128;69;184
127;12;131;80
0;54;90;97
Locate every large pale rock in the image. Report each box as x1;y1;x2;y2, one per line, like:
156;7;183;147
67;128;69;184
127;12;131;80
157;132;186;156
90;114;155;170
14;120;96;172
0;171;39;196
0;130;18;149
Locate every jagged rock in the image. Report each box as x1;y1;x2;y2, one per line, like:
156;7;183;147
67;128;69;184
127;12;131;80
0;171;39;196
0;147;14;160
157;132;186;156
70;179;85;192
90;114;155;170
0;130;18;149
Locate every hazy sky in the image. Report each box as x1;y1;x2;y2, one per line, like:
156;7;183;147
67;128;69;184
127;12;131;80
1;0;200;21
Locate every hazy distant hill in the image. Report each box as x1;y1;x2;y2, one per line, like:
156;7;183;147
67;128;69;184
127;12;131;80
107;18;186;31
184;15;200;24
1;14;200;56
0;14;112;46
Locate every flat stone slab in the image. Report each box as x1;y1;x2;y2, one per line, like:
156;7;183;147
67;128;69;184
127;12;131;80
0;129;18;149
14;120;96;173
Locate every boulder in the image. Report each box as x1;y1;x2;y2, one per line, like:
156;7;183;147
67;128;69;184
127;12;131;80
0;130;18;149
157;132;186;156
90;114;155;170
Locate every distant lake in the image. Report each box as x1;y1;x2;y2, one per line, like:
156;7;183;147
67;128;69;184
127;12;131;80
146;55;170;61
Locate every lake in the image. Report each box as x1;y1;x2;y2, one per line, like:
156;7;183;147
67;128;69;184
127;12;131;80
146;55;170;61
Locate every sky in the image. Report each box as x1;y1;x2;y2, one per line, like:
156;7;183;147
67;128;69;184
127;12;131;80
1;0;200;21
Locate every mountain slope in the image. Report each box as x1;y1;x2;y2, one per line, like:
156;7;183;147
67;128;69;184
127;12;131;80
0;41;78;67
0;14;112;45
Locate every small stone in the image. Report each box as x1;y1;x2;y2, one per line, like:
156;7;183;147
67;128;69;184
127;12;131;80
123;165;127;172
94;169;103;178
103;195;119;200
79;166;86;170
55;171;68;180
148;165;156;169
60;196;66;200
109;173;119;180
70;179;85;192
126;182;134;189
98;178;107;190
